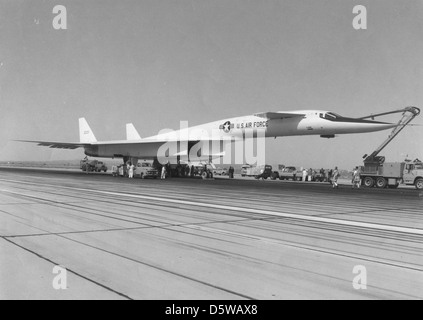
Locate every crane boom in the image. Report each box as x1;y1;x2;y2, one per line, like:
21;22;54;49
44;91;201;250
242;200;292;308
363;106;420;164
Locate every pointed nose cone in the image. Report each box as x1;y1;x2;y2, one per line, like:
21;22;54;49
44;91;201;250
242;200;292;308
370;122;397;130
348;120;397;134
328;118;398;134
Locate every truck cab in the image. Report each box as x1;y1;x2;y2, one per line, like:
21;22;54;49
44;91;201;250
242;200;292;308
403;162;423;189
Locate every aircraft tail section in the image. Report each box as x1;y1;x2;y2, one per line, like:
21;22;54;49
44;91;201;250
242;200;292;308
79;118;97;143
126;123;142;140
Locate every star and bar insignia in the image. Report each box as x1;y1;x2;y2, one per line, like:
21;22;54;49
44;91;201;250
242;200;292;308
219;121;234;133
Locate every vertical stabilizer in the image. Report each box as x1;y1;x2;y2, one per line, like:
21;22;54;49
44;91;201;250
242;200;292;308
126;123;142;140
79;118;97;143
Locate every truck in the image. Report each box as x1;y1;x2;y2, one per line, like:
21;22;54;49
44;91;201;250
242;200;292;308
213;168;228;176
359;106;421;189
361;161;423;189
241;164;273;179
272;166;299;181
134;162;159;179
80;159;107;172
94;161;108;172
197;164;214;179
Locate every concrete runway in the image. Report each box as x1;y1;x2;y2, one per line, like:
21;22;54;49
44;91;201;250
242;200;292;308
0;167;422;300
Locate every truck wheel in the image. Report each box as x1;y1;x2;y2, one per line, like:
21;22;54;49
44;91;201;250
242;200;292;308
376;177;387;189
141;173;145;179
201;171;208;179
363;177;374;188
415;178;423;190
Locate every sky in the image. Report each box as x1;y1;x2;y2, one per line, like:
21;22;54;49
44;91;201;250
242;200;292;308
0;0;422;169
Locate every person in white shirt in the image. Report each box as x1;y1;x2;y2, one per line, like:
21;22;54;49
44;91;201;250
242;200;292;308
161;166;166;180
332;167;340;189
128;163;135;178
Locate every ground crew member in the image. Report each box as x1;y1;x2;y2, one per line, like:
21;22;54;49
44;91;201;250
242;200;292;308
176;161;182;177
332;167;340;189
352;167;361;189
161;165;166;179
129;163;135;179
302;168;307;182
328;169;333;184
166;161;171;178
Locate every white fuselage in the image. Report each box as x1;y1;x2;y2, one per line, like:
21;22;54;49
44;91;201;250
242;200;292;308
82;110;396;161
145;110;396;141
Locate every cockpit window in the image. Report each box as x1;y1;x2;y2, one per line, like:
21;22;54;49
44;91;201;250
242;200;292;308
320;112;342;120
326;112;341;119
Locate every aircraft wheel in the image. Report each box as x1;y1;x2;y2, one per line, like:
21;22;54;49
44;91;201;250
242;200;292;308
415;178;423;190
376;177;387;189
363;177;374;188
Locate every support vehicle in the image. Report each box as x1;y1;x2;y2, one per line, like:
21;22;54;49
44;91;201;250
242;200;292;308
94;161;108;172
272;166;299;181
135;162;158;179
359;107;422;189
80;158;106;172
361;161;423;189
241;164;273;179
